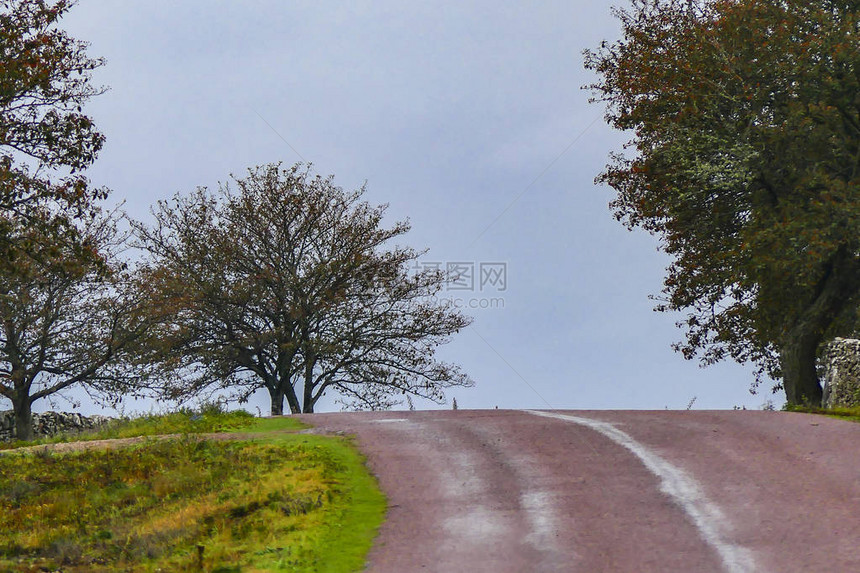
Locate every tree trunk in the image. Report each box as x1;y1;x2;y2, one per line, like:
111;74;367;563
269;387;285;416
781;333;824;406
302;355;316;414
780;248;860;406
285;385;301;414
268;380;301;415
12;395;34;442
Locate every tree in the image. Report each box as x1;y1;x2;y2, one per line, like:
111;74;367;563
0;209;150;441
0;0;107;263
586;0;859;405
134;163;473;414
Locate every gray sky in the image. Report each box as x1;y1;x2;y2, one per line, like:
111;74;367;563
52;0;767;415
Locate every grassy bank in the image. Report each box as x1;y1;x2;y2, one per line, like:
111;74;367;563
0;405;302;451
0;415;385;572
785;404;860;423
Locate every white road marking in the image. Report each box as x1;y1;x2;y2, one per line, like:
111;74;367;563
371;418;410;423
527;410;758;573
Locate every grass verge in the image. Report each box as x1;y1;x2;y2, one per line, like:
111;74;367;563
0;417;384;572
784;404;860;423
0;406;307;451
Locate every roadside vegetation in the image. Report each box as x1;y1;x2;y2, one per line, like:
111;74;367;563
0;404;303;451
2;5;395;570
784;405;860;424
0;413;385;572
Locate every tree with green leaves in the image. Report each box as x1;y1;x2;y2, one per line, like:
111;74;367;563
0;0;107;263
0;210;151;441
586;0;859;405
134;163;473;414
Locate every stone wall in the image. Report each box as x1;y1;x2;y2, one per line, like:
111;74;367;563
0;411;113;442
822;338;860;408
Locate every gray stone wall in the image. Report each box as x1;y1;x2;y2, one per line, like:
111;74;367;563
822;338;860;408
0;411;113;442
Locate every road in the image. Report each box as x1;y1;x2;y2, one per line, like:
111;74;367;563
298;409;860;573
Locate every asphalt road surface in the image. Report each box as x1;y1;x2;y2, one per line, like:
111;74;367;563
298;410;860;573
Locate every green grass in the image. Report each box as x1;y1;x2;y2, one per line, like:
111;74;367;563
242;415;309;433
785;404;860;423
0;406;306;451
0;414;384;572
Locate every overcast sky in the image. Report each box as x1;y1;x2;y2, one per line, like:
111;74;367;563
51;0;769;415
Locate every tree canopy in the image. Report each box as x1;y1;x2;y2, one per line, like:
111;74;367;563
586;0;859;404
0;0;129;439
0;209;150;440
134;163;474;414
0;0;107;263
